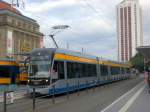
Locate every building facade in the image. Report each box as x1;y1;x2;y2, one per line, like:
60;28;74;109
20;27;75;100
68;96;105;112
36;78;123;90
117;0;143;62
0;1;43;60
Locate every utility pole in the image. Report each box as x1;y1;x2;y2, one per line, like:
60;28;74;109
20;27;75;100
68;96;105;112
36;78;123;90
82;48;84;53
11;0;25;8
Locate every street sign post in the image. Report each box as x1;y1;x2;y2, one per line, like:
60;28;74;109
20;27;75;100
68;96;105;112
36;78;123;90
4;91;14;112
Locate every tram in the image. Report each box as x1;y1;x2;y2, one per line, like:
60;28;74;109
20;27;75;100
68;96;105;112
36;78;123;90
0;59;19;84
16;62;28;84
27;48;131;95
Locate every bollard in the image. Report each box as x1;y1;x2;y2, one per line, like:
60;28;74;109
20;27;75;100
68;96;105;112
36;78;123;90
77;80;80;96
32;88;36;112
66;82;69;100
3;92;7;112
52;85;55;104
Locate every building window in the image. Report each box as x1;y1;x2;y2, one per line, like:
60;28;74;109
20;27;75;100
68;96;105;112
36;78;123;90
23;23;26;28
0;16;3;22
12;19;16;25
28;24;31;29
17;21;21;27
1;16;6;23
7;16;12;23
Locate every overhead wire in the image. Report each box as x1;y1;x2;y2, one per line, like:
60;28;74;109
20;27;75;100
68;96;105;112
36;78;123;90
80;0;114;28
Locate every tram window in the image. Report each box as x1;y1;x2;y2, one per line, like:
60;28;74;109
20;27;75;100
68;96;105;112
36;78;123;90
53;62;58;72
82;64;86;77
58;62;64;79
75;63;79;78
67;62;97;78
67;62;74;78
85;64;89;77
0;66;19;84
88;64;91;76
53;61;65;79
111;67;120;75
84;64;96;77
88;64;92;76
0;67;11;77
80;63;86;78
100;65;108;76
92;65;96;76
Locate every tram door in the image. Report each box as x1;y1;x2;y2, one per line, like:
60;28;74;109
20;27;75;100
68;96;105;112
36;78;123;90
52;61;64;83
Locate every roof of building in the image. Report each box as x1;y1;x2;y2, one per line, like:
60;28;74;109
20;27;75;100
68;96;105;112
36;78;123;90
0;0;43;29
0;1;39;24
0;0;21;15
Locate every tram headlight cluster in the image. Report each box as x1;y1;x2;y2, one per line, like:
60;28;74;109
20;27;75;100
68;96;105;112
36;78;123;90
45;79;48;82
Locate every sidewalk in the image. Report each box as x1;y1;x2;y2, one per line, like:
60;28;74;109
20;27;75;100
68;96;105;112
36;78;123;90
0;85;28;103
127;84;150;112
101;80;150;112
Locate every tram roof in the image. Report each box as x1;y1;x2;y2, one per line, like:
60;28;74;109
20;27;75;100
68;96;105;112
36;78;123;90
55;48;97;60
31;48;127;65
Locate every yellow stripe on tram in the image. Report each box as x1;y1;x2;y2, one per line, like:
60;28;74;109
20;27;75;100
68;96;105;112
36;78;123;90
0;61;18;66
0;78;11;84
54;53;97;64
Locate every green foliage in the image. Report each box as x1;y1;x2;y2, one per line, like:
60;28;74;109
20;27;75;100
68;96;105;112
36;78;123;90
130;53;144;72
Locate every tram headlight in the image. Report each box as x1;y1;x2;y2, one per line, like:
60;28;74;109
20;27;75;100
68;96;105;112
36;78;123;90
27;80;30;83
45;79;48;82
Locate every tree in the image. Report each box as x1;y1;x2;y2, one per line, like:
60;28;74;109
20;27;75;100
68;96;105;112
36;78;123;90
130;53;144;72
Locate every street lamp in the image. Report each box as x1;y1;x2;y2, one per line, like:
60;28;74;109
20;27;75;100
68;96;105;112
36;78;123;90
49;25;70;48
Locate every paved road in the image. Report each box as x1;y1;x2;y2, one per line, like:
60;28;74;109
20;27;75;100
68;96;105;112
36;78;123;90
0;76;143;112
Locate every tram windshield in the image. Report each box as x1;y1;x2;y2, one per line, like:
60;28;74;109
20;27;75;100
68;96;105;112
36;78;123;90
29;56;51;78
0;67;11;77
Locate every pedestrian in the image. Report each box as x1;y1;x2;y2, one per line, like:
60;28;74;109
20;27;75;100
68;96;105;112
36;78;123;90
147;68;150;93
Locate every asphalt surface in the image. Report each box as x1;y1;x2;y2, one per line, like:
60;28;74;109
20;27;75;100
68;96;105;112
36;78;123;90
0;76;143;112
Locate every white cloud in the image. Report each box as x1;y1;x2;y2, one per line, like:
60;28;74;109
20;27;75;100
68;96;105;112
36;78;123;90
25;0;77;13
19;0;120;60
4;0;149;60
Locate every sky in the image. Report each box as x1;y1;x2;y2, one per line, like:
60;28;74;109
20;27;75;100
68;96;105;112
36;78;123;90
4;0;150;60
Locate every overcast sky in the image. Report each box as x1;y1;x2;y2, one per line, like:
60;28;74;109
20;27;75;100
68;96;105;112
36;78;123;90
5;0;150;60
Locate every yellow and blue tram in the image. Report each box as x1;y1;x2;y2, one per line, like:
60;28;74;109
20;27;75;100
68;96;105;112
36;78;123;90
0;59;19;84
27;48;131;95
0;59;28;85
